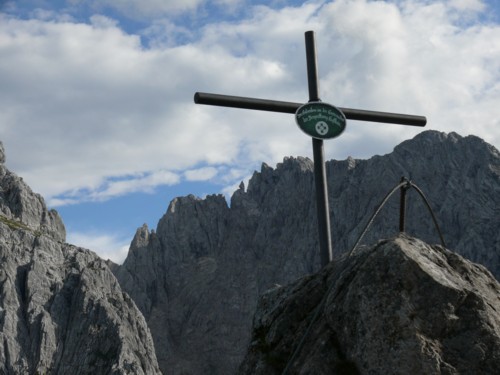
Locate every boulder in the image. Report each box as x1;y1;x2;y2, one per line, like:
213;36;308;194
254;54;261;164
238;235;500;374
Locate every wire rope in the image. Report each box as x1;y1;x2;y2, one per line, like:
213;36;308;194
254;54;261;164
280;178;446;374
347;180;409;257
409;182;447;248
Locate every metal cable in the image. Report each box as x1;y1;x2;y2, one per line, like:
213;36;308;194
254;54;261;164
409;182;447;248
282;181;407;374
347;180;409;257
280;179;446;374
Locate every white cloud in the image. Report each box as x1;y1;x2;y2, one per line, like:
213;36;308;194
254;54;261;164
45;170;180;206
449;0;485;12
184;166;218;181
1;0;499;210
70;0;210;18
89;170;181;201
67;230;131;264
0;14;241;199
66;0;246;19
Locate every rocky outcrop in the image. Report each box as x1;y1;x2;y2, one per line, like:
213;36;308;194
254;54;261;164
0;141;65;242
0;142;161;374
238;235;500;374
114;131;500;374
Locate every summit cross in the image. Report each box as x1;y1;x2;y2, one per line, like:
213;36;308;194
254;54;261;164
194;31;426;268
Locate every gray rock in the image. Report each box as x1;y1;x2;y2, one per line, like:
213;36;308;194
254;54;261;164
114;159;322;374
0;155;161;374
114;131;499;374
238;234;500;374
0;141;5;164
0;156;65;242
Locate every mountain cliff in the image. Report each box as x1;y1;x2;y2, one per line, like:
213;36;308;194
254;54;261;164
0;142;161;374
113;130;500;374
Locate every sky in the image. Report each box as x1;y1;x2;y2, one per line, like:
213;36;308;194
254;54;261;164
1;0;499;263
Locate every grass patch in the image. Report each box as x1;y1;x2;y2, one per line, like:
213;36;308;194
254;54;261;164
0;215;41;236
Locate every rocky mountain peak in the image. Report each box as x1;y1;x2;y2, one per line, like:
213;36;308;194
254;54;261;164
130;223;151;249
0;144;161;374
0;143;65;242
394;131;498;162
246;156;314;199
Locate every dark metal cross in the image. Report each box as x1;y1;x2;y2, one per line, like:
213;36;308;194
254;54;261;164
194;31;426;268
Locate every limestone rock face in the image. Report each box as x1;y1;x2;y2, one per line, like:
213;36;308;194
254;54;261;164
238;235;500;374
114;158;320;374
0;151;161;374
114;131;500;374
0;142;65;242
0;141;5;164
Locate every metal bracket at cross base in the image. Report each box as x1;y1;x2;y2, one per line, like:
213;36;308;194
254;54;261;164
194;31;426;268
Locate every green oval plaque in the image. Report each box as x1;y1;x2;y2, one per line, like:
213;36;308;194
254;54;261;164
295;102;346;139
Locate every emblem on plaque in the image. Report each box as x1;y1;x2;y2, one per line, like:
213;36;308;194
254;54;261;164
295;102;346;139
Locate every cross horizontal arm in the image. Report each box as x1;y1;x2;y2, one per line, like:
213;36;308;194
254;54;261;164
194;92;427;127
194;92;298;113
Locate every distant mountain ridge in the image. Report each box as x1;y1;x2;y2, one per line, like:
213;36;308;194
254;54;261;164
112;130;500;374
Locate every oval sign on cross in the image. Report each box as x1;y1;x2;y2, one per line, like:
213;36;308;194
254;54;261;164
295;102;346;140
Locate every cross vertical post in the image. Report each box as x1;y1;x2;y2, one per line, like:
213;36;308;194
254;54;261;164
305;31;333;267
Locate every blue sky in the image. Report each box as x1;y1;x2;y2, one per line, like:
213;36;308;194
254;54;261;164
1;0;499;263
